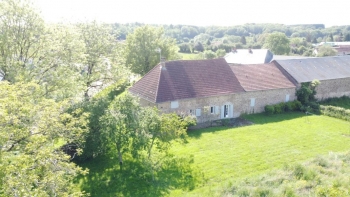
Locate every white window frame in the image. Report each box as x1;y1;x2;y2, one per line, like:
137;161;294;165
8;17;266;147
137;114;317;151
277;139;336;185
170;101;179;109
250;98;255;107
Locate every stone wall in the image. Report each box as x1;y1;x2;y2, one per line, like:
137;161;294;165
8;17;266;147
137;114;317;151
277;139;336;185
316;78;350;100
153;88;296;123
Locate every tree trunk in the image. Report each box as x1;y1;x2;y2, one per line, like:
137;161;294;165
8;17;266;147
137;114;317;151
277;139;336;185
117;145;123;171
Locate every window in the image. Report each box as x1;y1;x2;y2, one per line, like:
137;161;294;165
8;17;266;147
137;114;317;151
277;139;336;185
250;98;255;107
189;109;194;115
285;94;290;102
195;108;201;117
170;101;179;109
224;105;229;118
210;106;215;114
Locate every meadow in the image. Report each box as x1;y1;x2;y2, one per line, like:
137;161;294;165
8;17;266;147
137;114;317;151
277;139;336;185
76;112;350;196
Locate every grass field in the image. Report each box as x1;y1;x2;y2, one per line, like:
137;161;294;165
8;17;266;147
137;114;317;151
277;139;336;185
76;112;350;196
178;52;203;60
169;112;350;196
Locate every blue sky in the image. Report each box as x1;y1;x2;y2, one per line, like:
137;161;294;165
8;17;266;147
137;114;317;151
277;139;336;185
34;0;349;27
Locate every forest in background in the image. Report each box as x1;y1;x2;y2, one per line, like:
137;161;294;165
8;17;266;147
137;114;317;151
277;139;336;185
114;23;350;56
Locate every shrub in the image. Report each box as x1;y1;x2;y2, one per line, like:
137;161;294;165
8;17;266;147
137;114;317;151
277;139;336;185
285;102;293;111
264;105;275;115
274;104;282;114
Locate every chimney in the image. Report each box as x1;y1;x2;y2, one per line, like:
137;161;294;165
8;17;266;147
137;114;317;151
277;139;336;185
248;48;253;54
160;57;166;70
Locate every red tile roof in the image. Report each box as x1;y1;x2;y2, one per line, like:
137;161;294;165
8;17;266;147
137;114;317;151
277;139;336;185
129;58;245;103
230;62;297;91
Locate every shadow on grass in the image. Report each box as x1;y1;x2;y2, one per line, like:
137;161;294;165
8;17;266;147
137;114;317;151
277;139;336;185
76;154;203;197
188;112;307;139
241;112;306;125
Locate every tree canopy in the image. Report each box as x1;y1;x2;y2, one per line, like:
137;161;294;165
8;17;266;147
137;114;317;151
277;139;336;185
124;25;178;75
264;32;290;55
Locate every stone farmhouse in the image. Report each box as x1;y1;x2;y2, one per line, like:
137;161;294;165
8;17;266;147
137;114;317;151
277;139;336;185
129;55;350;123
275;56;350;100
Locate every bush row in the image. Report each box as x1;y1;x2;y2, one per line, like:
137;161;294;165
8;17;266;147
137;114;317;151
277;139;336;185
264;100;302;115
320;105;350;122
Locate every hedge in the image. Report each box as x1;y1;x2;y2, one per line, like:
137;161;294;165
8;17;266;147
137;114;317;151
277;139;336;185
320;105;350;122
264;100;302;115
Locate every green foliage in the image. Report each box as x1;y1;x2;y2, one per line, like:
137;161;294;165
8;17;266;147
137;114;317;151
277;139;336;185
77;21;128;99
296;80;320;112
320;105;350;122
220;151;350;197
264;105;275;115
215;49;226;57
203;50;217;59
317;45;337;57
264;32;290;55
124;25;178;75
264;101;301;115
320;95;350;109
71;80;129;161
0;82;88;196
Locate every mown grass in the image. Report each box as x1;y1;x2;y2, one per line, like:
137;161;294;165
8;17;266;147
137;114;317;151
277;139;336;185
76;112;350;196
178;52;203;60
169;112;350;196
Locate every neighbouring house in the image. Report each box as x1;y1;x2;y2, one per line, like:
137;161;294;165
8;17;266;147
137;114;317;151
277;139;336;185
275;56;350;100
129;58;296;123
313;42;350;56
224;49;273;64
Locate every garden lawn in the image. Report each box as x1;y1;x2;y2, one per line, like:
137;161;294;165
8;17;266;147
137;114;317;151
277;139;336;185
178;52;201;60
169;112;350;196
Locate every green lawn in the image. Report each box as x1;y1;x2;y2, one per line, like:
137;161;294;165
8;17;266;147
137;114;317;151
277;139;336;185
178;52;202;60
169;112;350;196
76;112;350;196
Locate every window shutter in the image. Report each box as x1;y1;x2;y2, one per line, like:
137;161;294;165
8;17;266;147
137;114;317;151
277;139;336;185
250;98;255;107
285;94;290;102
229;105;234;118
196;109;201;117
215;106;219;115
220;106;224;119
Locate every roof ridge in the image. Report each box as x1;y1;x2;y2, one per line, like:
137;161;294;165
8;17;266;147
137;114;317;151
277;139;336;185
155;63;162;103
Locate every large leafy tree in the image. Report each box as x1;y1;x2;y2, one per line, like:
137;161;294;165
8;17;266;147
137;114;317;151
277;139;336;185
0;82;88;196
316;45;337;57
100;93;141;170
77;21;128;99
124;25;178;75
264;32;290;55
0;0;85;100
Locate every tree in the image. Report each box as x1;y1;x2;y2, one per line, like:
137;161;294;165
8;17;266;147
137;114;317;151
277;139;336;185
344;33;350;41
216;49;226;57
124;25;178;75
100;93;140;170
138;107;188;180
77;21;128;99
194;41;204;52
263;32;290;55
0;82;88;196
203;50;217;59
240;36;247;45
317;45;337;57
0;0;85;100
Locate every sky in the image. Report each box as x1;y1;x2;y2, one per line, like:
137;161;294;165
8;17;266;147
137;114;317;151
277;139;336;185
34;0;349;27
